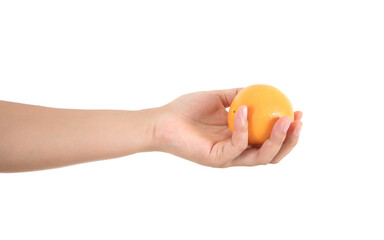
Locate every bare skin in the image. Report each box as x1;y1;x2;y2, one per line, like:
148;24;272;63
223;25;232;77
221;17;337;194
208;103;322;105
155;88;303;167
0;88;303;172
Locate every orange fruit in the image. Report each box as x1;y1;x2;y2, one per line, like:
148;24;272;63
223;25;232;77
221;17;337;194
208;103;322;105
228;84;294;146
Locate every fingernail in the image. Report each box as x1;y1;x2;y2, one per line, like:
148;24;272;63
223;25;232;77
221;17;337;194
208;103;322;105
283;120;290;133
294;126;302;136
241;106;247;122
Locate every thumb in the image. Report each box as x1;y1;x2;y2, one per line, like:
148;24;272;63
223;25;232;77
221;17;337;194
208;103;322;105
220;105;249;164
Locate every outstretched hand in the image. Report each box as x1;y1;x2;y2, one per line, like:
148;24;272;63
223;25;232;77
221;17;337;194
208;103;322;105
0;89;302;172
154;88;303;167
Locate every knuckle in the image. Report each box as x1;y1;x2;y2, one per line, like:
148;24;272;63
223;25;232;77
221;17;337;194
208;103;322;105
277;131;288;142
234;125;247;135
232;137;247;152
270;134;285;146
236;141;248;152
239;123;248;132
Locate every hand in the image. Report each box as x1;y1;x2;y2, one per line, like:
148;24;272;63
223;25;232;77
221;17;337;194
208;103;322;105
154;88;303;167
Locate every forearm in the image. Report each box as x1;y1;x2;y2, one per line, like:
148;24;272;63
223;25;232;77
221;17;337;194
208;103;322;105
0;101;159;172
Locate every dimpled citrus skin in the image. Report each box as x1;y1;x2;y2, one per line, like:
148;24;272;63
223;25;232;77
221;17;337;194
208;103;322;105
228;84;294;146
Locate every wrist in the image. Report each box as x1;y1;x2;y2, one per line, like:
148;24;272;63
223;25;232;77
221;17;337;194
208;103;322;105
137;106;166;152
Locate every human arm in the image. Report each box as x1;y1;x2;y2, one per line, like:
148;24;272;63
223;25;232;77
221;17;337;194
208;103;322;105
0;101;159;172
0;88;303;172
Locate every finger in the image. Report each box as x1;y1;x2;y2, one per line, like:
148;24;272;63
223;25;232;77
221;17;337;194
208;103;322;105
294;111;303;121
270;120;303;164
230;116;291;166
209;105;248;167
212;88;243;108
269;112;303;164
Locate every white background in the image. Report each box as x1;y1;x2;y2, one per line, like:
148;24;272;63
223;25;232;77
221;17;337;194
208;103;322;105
1;0;384;239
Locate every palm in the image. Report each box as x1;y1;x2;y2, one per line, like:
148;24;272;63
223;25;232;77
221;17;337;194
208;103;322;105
172;91;232;144
156;90;236;166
